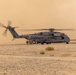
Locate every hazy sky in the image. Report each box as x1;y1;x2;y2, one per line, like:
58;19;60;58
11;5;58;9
0;0;76;44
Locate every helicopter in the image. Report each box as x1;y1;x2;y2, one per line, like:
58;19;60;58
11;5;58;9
0;21;75;44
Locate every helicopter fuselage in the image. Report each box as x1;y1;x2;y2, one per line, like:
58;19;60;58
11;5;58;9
23;31;70;44
0;22;70;44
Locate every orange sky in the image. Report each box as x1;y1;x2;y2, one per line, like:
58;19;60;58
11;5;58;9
0;0;76;44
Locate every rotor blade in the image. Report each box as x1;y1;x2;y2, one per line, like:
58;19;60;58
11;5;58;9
54;29;75;31
18;29;49;31
18;28;75;31
8;20;12;26
70;39;76;41
3;29;7;36
0;23;7;28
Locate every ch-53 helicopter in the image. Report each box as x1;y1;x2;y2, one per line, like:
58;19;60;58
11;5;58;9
0;21;75;44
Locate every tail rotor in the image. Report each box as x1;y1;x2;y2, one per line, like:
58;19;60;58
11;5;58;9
0;20;18;36
3;29;7;36
0;23;8;36
8;20;12;26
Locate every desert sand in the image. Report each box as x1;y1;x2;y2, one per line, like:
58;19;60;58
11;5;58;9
0;43;76;75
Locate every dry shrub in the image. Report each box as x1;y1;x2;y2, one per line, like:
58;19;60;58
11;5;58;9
61;54;71;57
45;47;54;51
50;54;54;56
40;51;45;55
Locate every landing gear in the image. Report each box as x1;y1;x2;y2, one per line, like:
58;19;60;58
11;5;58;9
26;41;29;45
26;40;33;45
46;43;49;44
66;42;69;44
41;43;44;44
41;42;45;45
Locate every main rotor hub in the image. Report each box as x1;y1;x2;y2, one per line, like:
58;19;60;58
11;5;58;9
7;26;11;28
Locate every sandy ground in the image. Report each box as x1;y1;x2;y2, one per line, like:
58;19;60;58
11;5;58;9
0;43;76;75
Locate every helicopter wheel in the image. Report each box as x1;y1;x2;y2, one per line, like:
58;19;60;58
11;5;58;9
46;43;49;44
26;41;29;45
41;42;44;45
66;42;69;44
